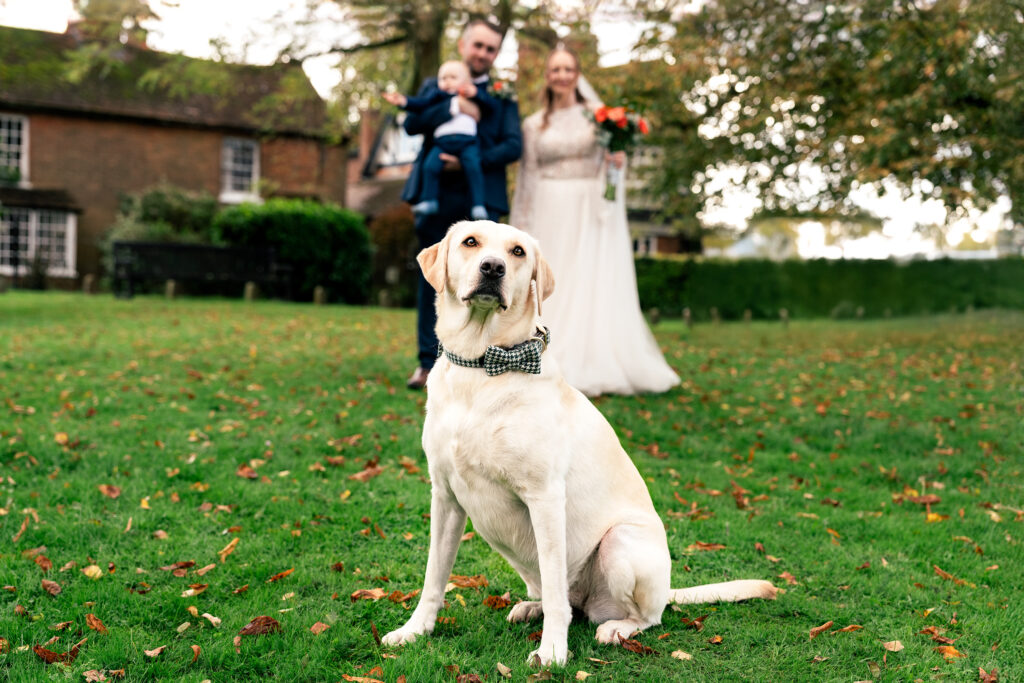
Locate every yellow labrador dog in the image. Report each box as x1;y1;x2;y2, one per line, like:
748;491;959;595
383;221;776;666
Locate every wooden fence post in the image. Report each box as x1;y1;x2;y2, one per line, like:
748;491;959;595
244;281;257;302
780;308;789;328
313;286;326;305
165;279;177;300
683;307;692;329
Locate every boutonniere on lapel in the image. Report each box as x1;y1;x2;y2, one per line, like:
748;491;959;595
488;79;517;101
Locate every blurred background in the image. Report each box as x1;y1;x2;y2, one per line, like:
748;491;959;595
1;0;1021;317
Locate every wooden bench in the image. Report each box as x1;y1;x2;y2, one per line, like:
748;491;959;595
112;241;292;299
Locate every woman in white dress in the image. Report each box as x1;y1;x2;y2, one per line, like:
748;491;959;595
510;47;680;397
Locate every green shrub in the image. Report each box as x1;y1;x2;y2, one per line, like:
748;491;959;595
634;256;1024;319
367;204;418;308
213;199;371;304
100;184;220;278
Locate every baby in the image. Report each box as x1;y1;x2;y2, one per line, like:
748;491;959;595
384;60;494;220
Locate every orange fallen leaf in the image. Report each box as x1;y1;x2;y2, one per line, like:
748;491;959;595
97;484;121;499
238;616;282;635
86;614;108;634
809;621;834;639
266;568;294;583
236;463;258;479
617;634;655;654
33;637;85;664
310;621;330;635
190;644;200;662
449;574;489;588
144;645;167;658
708;635;723;644
882;640;904;652
484;594;510;609
348;465;384;482
41;579;61;596
934;645;965;659
350;588;387;601
978;667;998;682
686;541;726;551
35;555;52;572
340;676;384;683
836;624;863;633
778;571;799;585
219;537;240;563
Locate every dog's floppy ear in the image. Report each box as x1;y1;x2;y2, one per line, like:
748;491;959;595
417;231;452;294
532;252;555;316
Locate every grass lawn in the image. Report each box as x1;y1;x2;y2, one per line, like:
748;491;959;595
1;292;1022;682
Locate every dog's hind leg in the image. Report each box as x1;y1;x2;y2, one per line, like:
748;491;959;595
585;522;671;645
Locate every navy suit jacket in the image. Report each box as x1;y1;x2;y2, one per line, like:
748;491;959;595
401;76;521;215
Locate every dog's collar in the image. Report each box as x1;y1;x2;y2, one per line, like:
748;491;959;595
438;327;550;376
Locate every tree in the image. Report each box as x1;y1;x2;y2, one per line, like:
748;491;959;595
621;0;1024;244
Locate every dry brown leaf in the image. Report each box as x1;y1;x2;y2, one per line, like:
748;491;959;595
617;634;655;654
350;588;387;601
310;621;330;635
195;564;216;576
681;614;709;631
236;463;258;479
934;645;966;659
449;574;489;588
83;671;107;682
144;645;167;658
340;676;384;683
97;484;121;499
836;624;863;633
671;650;693;660
82;565;103;580
483;594;511;609
232;635;242;654
882;640;904;652
159;560;195;572
348;465;384;483
201;613;221;627
41;579;61;596
778;571;799;585
190;644;200;663
86;613;108;634
238;615;282;635
708;634;724;644
266;568;294;582
35;555;52;572
219;537;240;563
33;637;85;665
686;541;726;551
978;667;999;682
53;621;73;631
809;621;834;639
181;583;208;597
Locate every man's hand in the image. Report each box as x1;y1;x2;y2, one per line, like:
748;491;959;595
456;96;481;122
382;92;407;107
438;153;462;171
458;82;478;98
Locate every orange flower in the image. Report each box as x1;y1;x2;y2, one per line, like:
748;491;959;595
638;118;650;134
594;106;609;123
616;116;628;129
607;106;626;123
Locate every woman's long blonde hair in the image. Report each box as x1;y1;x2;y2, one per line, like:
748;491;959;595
541;45;587;130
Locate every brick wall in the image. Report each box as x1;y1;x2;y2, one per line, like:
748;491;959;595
24;112;347;280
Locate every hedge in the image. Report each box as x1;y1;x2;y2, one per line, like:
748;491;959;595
634;257;1024;319
213;199;371;304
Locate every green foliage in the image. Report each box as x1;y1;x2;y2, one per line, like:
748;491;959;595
213;199;371;304
635;256;1024;319
622;0;1024;236
99;184;221;276
367;203;419;307
1;293;1022;681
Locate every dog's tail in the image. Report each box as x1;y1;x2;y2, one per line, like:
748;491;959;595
668;580;778;605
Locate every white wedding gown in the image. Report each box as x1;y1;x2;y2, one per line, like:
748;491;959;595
510;104;680;396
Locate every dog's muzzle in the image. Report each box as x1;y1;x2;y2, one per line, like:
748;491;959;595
465;257;507;309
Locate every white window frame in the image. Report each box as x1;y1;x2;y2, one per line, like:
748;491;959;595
219;136;261;204
0;208;77;278
0;112;30;187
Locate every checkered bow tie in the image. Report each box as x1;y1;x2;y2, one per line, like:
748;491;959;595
439;328;550;376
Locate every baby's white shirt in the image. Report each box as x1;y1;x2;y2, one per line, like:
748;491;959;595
433;95;478;139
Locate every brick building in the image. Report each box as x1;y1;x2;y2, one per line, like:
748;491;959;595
0;25;348;285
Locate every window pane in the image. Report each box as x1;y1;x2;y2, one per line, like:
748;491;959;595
222;138;257;194
0;115;24;172
0;208;31;267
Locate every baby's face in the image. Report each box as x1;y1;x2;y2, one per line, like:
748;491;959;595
438;63;470;93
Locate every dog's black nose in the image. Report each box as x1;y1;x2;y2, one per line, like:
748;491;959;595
479;257;505;279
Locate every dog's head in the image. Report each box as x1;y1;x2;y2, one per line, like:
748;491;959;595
417;220;555;318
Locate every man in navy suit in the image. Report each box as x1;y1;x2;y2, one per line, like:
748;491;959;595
402;19;522;389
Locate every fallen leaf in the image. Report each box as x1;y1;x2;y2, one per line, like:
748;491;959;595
144;645;166;658
681;614;709;631
201;613;221;627
811;655;828;663
97;484;121;499
708;634;724;644
33;637;85;665
41;579;61;596
181;583;208;597
671;650;693;660
496;662;512;678
310;621;330;635
836;624;863;633
340;676;384;683
190;644;200;662
219;538;240;563
978;667;998;682
232;635;241;654
53;621;73;630
236;463;258;479
934;645;965;659
86;614;108;634
348;465;384;482
449;574;489;588
882;640;904;652
350;588;387;601
484;594;511;609
809;621;834;639
195;564;216;576
686;541;726;551
779;571;799;585
266;568;294;582
238;615;282;635
35;555;53;572
575;673;591;681
618;634;655;654
83;671;107;682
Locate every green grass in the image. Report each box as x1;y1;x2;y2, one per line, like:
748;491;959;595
1;292;1022;682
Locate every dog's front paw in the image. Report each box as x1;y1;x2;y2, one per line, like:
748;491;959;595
507;600;544;623
527;640;569;667
381;626;425;647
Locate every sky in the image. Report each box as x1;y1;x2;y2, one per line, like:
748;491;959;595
0;0;1012;257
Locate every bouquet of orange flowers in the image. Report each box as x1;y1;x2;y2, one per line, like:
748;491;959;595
592;104;650;200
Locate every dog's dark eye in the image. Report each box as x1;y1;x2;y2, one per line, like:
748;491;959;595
511;245;525;257
462;237;478;247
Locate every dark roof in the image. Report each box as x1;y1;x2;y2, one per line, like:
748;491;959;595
0;187;81;212
0;26;328;138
